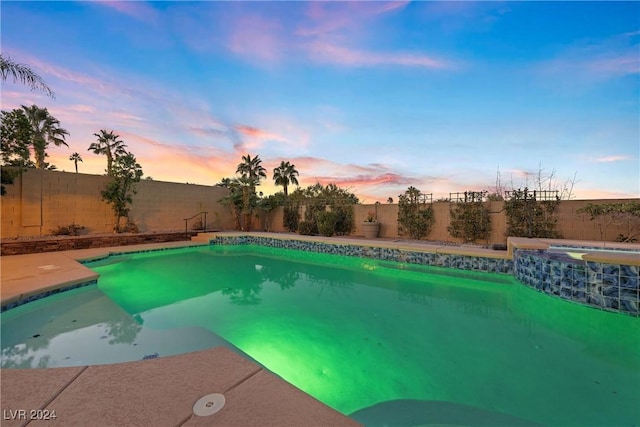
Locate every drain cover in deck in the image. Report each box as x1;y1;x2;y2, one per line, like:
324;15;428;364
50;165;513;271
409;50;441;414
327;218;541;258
193;393;226;416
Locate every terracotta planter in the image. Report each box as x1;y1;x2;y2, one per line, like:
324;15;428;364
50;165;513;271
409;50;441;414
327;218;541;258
362;222;380;238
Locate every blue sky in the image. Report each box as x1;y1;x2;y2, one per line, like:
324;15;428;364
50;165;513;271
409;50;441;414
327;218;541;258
2;1;638;202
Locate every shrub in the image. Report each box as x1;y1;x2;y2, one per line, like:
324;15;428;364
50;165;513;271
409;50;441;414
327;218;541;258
577;201;640;242
283;203;300;232
290;183;357;236
316;211;337;237
51;223;84;236
331;205;353;235
397;186;434;240
448;200;492;243
504;188;560;238
298;220;316;236
124;222;139;233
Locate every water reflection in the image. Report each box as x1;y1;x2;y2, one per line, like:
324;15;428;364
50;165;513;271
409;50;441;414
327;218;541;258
222;283;262;305
1;288;143;368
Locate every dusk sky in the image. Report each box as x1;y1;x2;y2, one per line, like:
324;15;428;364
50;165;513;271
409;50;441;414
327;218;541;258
2;1;638;202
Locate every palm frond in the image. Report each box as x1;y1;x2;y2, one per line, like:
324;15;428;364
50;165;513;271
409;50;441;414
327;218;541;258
1;54;55;98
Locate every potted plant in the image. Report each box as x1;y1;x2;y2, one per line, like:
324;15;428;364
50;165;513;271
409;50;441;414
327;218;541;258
362;211;380;238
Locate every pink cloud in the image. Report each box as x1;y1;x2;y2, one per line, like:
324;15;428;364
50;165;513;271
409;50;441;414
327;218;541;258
67;104;96;114
214;1;452;70
93;1;159;24
105;111;145;128
235;125;285;141
593;155;633;163
313;172;416;188
226;14;287;63
299;1;408;37
307;42;451;69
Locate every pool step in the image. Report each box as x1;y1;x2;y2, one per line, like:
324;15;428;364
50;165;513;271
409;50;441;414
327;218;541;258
191;232;217;243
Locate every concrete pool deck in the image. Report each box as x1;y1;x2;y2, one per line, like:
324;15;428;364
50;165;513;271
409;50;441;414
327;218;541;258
2;232;638;425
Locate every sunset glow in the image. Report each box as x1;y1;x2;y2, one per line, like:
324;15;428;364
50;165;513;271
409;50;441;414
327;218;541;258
1;1;638;202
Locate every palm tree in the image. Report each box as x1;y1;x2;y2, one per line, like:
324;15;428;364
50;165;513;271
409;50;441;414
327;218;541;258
69;152;82;173
89;130;127;176
216;177;233;188
273;161;299;196
218;177;244;230
0;54;54;98
21;105;69;169
235;154;267;231
236;154;267;185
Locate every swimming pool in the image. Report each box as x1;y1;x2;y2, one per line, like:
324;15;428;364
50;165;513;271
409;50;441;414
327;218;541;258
2;245;639;426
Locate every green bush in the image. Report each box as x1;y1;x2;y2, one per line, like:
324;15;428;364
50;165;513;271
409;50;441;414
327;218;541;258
504;188;560;238
577;201;640;242
316;211;337;237
283;204;300;232
298;220;316;235
290;183;357;236
448;201;492;243
397;186;434;240
331;205;354;235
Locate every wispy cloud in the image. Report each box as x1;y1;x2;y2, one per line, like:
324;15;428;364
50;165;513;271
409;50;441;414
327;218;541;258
92;1;159;24
212;1;453;70
306;42;451;69
535;30;639;83
592;155;633;163
235;125;285;142
14;52;162;106
297;1;408;37
225;14;288;63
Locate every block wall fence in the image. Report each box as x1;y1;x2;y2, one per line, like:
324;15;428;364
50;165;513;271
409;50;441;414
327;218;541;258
261;199;639;244
1;169;234;238
1;169;637;243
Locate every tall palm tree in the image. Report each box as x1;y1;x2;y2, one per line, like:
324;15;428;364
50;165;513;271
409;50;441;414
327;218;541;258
0;54;54;98
69;152;82;173
235;154;267;231
89;130;127;176
236;154;267;185
21;105;69;169
272;161;299;196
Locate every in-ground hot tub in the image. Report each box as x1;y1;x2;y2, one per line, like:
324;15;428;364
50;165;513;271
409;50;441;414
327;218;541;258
512;239;639;316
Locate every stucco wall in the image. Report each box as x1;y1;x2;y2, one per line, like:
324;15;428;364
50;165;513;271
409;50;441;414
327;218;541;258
1;169;233;238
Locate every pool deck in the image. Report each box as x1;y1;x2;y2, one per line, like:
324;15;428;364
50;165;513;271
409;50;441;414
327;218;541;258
2;232;638;425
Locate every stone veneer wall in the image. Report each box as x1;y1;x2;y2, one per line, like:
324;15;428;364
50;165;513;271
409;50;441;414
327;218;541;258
514;249;639;316
0;232;198;256
210;235;514;274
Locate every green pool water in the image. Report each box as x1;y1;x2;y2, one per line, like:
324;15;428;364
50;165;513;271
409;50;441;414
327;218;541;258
2;245;639;426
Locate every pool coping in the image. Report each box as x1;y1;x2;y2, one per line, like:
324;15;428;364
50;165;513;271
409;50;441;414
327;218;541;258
506;236;640;266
